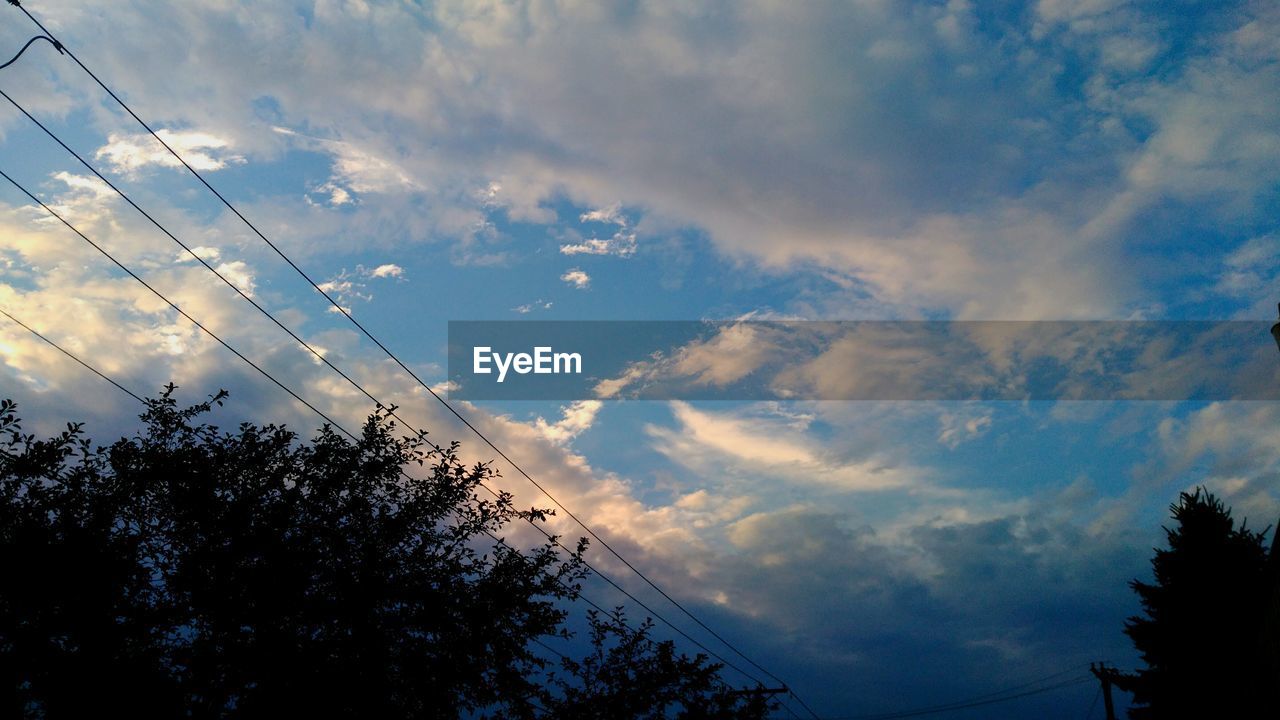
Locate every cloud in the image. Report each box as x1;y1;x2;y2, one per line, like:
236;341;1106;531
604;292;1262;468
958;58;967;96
175;246;221;263
560;268;590;289
368;263;404;279
648;401;918;492
49;172;113;202
579;203;626;226
591;321;1280;402
317;274;371;308
1149;402;1280;523
19;0;1273;318
316;263;408;309
591;322;785;399
327;140;420;194
95;130;243;175
558;232;637;257
937;410;993;449
213;260;255;298
668;323;775;386
310;181;353;207
533;400;602;446
560;203;638;257
274;127;421;201
3;4;1277;714
1215;234;1280;315
512;299;553;314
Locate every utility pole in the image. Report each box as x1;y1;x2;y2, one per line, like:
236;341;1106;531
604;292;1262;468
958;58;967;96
1090;662;1121;720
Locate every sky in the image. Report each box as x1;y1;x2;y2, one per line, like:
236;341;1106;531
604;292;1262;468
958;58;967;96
1;1;1279;717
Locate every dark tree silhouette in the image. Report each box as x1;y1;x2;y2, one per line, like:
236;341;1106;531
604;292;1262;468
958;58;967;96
1122;488;1275;718
0;390;770;719
542;609;772;720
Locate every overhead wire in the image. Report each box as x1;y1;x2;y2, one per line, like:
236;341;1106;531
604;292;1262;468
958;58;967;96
0;299;779;717
0;305;143;404
0;305;551;720
6;0;803;701
5;2;813;712
0;166;352;437
894;662;1089;708
825;668;1095;720
1085;684;1101;720
0;165;781;703
0;77;776;687
0;86;769;688
0;34;60;71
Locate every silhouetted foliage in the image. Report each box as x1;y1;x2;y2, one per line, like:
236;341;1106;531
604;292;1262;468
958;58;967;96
1122;488;1275;718
0;389;770;719
542;609;772;720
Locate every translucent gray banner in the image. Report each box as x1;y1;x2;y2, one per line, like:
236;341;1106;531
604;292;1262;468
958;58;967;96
447;321;1280;401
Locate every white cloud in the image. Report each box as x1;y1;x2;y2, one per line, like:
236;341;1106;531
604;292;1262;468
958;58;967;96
315;264;406;309
559;230;637;258
368;263;404;279
533;400;603;446
560;268;590;289
311;181;353;206
50;172;114;202
328;141;419;194
579;203;627;226
21;1;1273;319
561;205;637;258
175;246;221;263
96;130;243;175
1152;403;1280;521
512;299;553;314
649;401;918;492
213;261;255;298
591;322;782;399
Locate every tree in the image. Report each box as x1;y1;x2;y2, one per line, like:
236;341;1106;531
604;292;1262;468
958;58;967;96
542;609;773;720
0;389;770;719
1122;488;1275;718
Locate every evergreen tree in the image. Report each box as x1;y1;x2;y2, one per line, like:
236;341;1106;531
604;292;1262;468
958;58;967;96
1123;488;1273;718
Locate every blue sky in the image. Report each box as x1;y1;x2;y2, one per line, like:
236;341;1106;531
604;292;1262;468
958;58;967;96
1;1;1279;716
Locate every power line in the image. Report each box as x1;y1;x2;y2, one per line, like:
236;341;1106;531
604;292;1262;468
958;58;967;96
0;167;786;704
901;663;1089;708
0;166;354;440
1085;685;1102;720
0;93;777;692
0;312;564;719
0;83;768;676
6;4;812;711
0;34;60;71
827;672;1094;720
0;306;143;404
0;301;778;712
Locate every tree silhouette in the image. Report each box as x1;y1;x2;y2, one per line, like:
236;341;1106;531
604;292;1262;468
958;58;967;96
1122;488;1275;718
542;608;772;720
0;390;770;719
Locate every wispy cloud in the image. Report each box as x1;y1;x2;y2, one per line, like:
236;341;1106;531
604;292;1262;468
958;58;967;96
512;299;553;314
317;263;409;311
649;401;919;492
560;203;637;257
